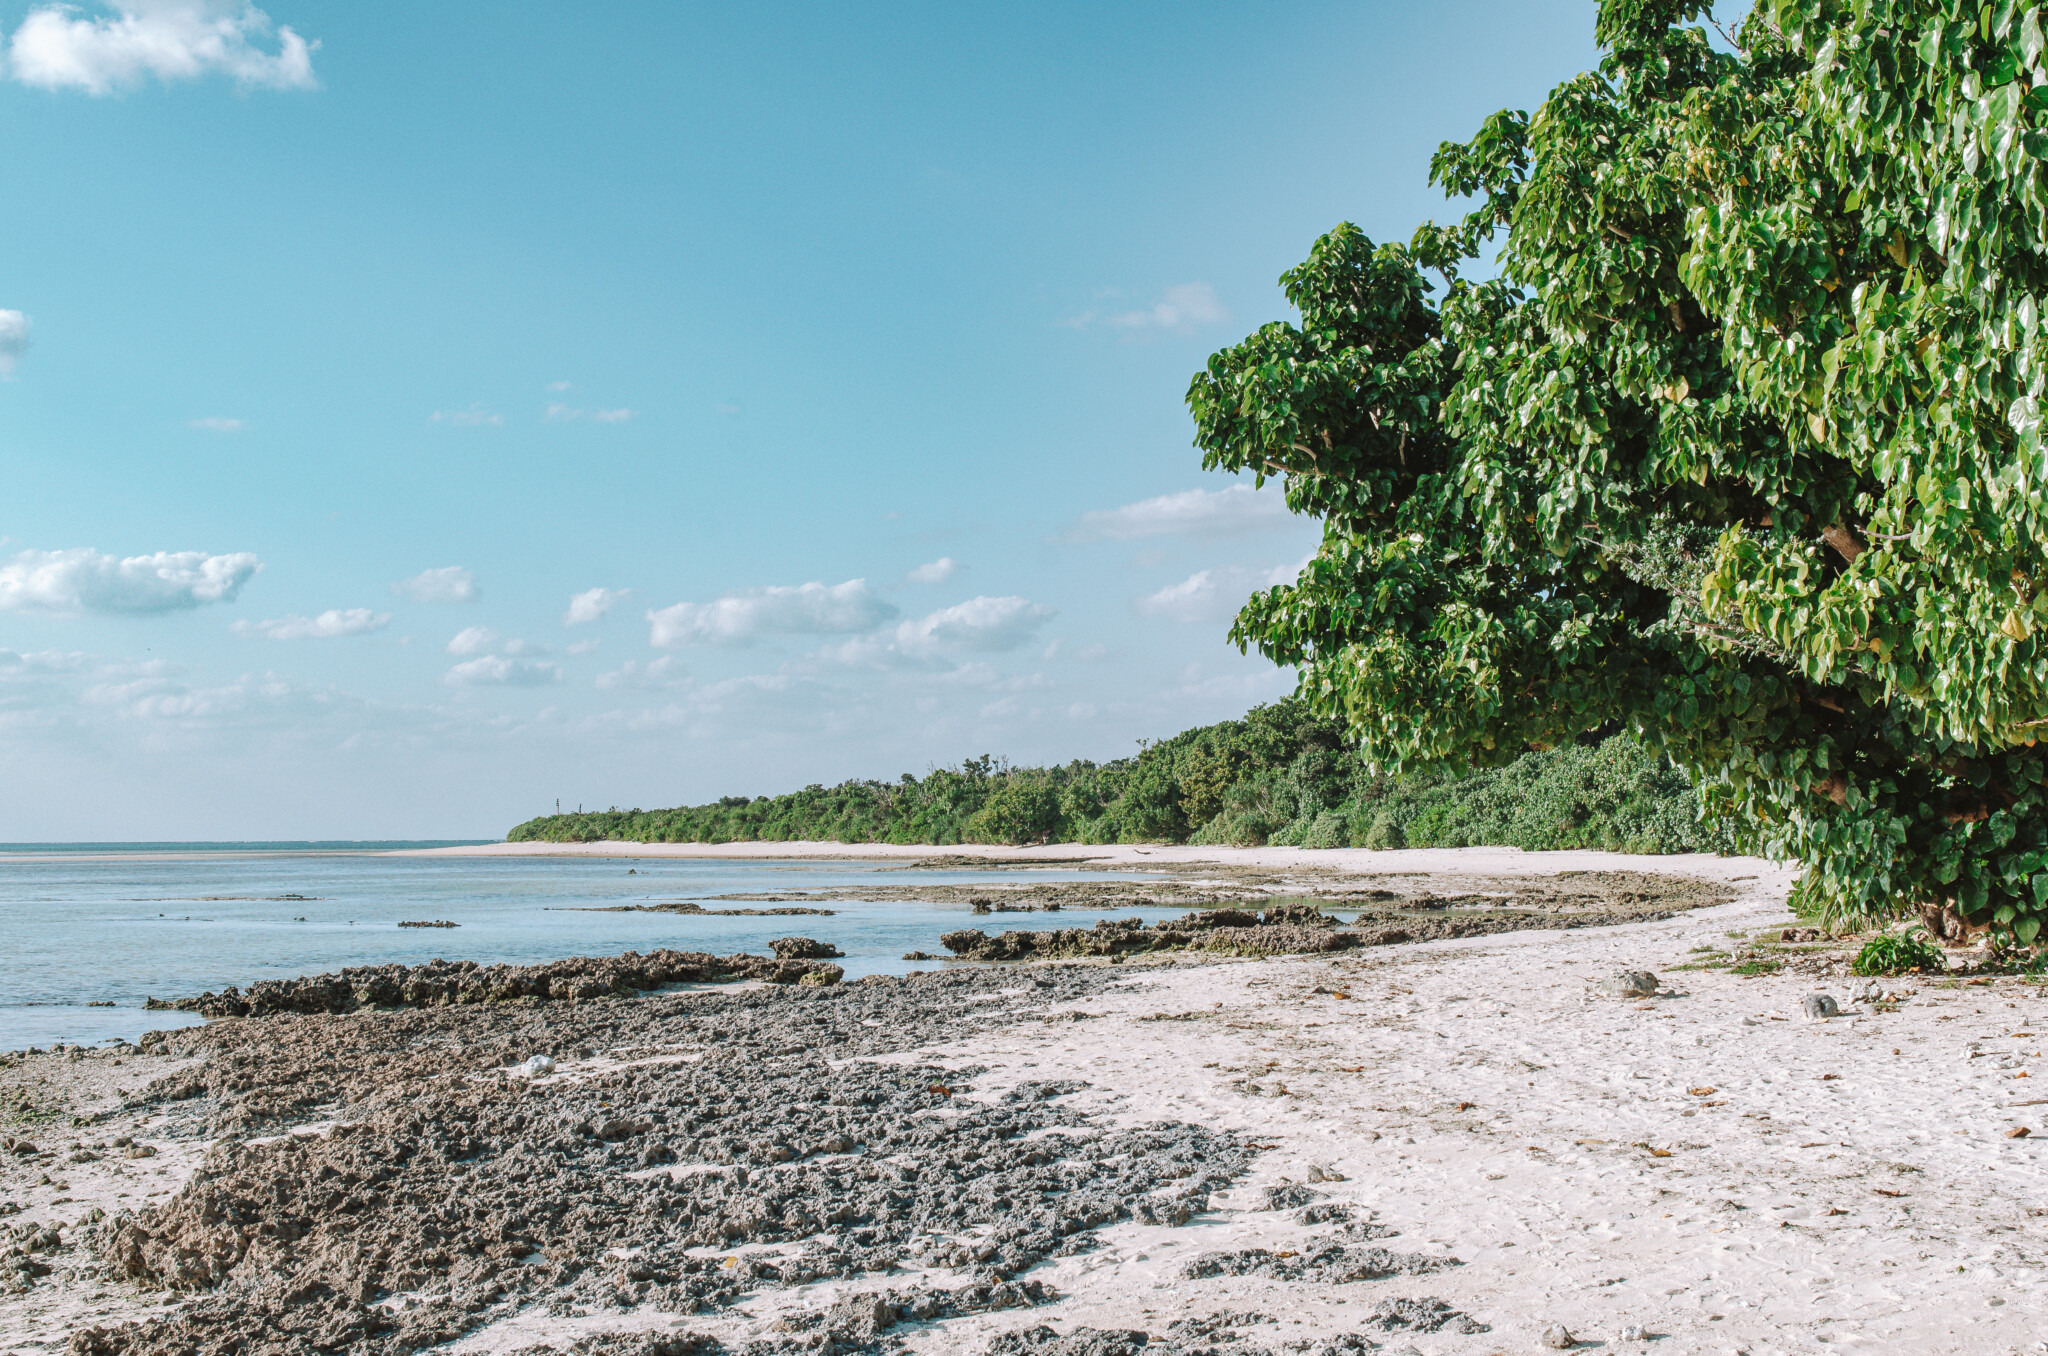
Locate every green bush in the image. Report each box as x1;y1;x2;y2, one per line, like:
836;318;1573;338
1851;931;1947;977
964;779;1062;845
1299;811;1348;849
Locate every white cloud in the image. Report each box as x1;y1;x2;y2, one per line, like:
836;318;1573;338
6;1;318;95
1066;283;1229;334
1071;484;1290;541
1110;282;1227;331
545;380;573;393
647;579;898;647
394;566;477;604
0;310;28;376
233;608;389;640
188;415;243;432
595;655;683;690
820;595;1056;668
1135;561;1300;623
906;557;957;585
893;595;1053;655
445;625;498;656
0;547;260;615
430;405;501;427
545;403;636;424
566;637;601;655
564;586;629;626
444;654;562;688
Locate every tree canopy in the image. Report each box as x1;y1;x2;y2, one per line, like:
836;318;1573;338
1193;0;2048;935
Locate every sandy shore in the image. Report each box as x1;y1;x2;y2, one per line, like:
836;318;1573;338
396;839;1755;879
7;850;2045;1354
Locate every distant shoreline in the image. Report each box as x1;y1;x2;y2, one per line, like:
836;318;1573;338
393;839;1768;881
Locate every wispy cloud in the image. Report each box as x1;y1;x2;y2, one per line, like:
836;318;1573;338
0;547;260;616
595;655;683;690
821;595;1056;667
188;415;243;432
0;310;27;376
906;557;957;585
1070;484;1290;541
1135;561;1301;623
544;403;635;424
393;566;477;604
647;579;899;648
564;586;629;626
444;654;562;688
233;608;389;640
1067;282;1228;335
894;596;1052;655
6;1;318;95
430;405;501;427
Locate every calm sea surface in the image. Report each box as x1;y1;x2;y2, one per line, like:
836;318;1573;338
0;846;1169;1051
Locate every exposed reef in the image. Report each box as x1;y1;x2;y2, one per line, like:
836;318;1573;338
142;947;847;1019
72;966;1262;1356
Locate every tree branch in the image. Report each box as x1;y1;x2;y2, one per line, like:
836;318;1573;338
1821;524;1865;563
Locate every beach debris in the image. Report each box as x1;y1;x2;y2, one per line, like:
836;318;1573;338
1306;1163;1348;1182
1540;1323;1578;1349
1595;970;1659;998
518;1054;556;1077
1364;1296;1488;1334
1803;994;1841;1020
2008;1126;2032;1138
1619;1324;1649;1341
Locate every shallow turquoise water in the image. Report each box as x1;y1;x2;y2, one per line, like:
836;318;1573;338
0;849;1170;1050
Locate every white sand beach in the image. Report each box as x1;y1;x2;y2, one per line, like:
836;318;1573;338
9;849;2043;1356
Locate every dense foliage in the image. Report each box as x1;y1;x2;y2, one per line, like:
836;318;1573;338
506;701;1729;854
1191;0;2048;934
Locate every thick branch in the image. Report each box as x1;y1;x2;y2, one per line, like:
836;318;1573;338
1820;524;1865;563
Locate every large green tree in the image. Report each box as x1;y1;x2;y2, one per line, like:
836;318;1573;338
1192;0;2048;936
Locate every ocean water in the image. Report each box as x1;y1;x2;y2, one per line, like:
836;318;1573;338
0;847;1174;1051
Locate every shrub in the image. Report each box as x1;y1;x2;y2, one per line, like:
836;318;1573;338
1851;931;1947;977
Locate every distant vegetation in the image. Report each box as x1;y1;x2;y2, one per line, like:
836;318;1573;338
506;699;1735;854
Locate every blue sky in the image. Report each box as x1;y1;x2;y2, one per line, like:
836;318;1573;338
0;0;1601;839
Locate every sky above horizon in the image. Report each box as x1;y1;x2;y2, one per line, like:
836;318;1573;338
0;0;1602;840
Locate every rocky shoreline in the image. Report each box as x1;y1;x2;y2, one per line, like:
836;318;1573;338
50;963;1297;1356
141;946;848;1020
937;876;1735;963
34;856;2021;1354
